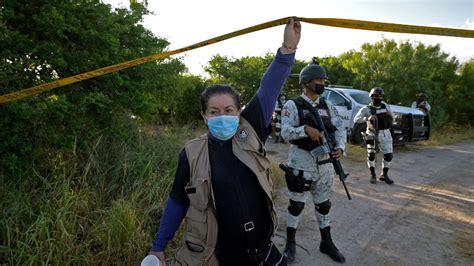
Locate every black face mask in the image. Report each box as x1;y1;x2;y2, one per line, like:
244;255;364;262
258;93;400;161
418;97;425;102
308;83;325;95
372;98;382;106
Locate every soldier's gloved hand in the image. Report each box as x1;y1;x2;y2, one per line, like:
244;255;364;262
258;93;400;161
332;149;343;159
304;126;323;143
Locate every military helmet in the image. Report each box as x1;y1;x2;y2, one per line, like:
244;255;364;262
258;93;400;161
417;92;426;98
299;63;327;85
369;87;384;97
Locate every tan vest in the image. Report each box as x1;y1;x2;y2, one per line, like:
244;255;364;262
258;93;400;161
174;118;278;266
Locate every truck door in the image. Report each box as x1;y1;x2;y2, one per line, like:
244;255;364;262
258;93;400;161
324;90;352;132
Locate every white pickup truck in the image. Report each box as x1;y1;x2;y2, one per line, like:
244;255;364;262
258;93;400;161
321;85;430;144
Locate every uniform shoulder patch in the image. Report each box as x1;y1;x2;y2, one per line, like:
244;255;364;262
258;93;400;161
237;129;249;141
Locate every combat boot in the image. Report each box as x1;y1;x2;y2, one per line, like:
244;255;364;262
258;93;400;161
274;136;280;144
369;167;376;184
379;167;394;184
319;227;346;263
284;227;296;263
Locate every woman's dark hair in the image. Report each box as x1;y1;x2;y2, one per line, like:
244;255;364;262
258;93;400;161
200;84;241;112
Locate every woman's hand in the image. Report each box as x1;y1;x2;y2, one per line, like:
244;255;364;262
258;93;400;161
149;251;167;266
281;17;301;54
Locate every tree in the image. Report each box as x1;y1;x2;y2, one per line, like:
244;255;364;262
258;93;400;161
339;39;459;124
0;0;186;172
159;74;208;123
205;54;274;103
318;56;356;86
205;53;309;102
446;59;474;123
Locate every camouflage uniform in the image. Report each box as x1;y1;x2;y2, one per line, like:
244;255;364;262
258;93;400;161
353;103;393;169
273;94;287;143
281;94;346;229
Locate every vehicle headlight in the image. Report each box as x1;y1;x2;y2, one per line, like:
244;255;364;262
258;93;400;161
392;112;403;125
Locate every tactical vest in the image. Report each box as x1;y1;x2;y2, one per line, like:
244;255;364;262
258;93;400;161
369;103;392;130
290;97;336;151
416;100;429;112
174;118;278;266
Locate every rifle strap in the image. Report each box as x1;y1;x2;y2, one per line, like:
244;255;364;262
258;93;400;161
298;97;325;126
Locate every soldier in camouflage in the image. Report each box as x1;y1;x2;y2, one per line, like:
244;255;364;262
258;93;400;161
354;87;395;185
281;61;346;264
411;92;431;139
411;92;431;113
273;93;287;143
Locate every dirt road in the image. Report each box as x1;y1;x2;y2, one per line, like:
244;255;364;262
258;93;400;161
265;140;474;266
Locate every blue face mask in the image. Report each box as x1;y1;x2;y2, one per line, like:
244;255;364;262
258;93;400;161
207;115;239;141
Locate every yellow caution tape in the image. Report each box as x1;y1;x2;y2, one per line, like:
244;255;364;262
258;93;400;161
1;16;473;104
300;18;474;38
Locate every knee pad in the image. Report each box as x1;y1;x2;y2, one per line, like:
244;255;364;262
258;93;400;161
384;153;393;162
315;200;331;215
288;200;305;216
368;152;376;161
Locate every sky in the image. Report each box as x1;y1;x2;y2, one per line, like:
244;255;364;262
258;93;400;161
104;0;474;76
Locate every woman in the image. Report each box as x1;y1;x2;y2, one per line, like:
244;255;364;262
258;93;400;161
149;18;301;266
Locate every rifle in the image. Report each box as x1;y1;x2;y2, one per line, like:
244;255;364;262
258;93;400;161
369;107;380;153
308;103;352;200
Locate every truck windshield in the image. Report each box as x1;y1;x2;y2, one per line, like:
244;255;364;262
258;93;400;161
350;92;370;105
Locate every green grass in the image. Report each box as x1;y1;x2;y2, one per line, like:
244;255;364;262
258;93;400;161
418;124;474;146
0;123;203;265
345;143;367;162
270;161;286;189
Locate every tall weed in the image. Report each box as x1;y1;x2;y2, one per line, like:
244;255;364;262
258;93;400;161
1;122;201;264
